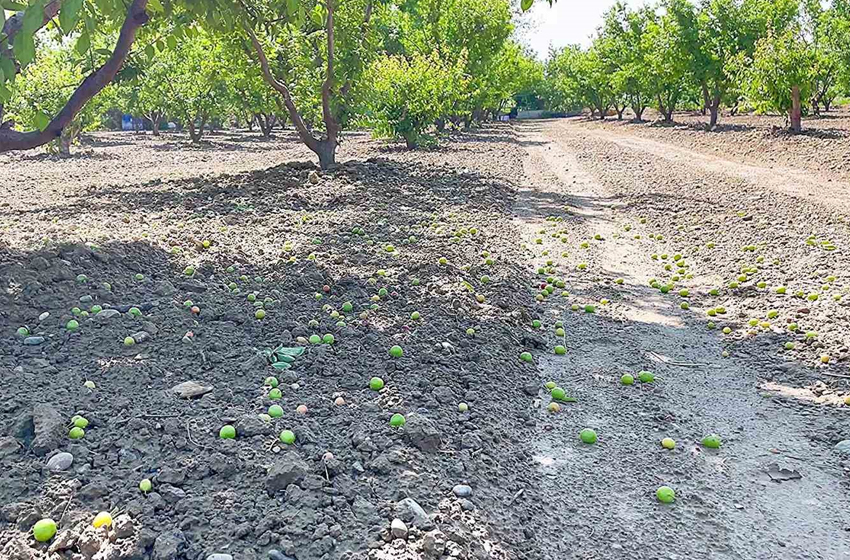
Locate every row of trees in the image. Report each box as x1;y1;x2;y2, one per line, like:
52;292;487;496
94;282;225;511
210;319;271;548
543;0;850;132
0;0;544;164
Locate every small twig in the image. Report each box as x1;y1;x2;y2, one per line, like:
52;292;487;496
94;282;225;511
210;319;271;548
509;488;524;505
186;419;211;450
59;489;76;525
820;371;850;379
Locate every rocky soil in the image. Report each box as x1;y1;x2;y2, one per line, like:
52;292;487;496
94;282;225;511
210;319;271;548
1;122;849;560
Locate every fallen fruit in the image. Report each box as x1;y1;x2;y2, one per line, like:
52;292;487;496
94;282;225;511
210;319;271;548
33;518;57;542
551;387;566;401
139;479;152;493
279;430;296;444
390;413;406;427
638;371;655;383
701;434;721;449
69;427;85;439
554;345;566;355
389;345;403;358
621;374;634;385
268;405;284;418
255;309;266;320
93;512;113;529
656;486;675;503
66;319;80;331
580;428;597;444
520;351;533;363
369;377;385;391
268;388;282;400
458;402;469;412
219;425;236;439
661;437;675;450
296;404;308;414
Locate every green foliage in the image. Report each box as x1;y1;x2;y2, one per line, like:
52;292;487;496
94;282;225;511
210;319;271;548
363;51;466;148
744;27;814;117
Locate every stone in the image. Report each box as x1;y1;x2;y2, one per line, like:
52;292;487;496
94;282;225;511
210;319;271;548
170;381;213;399
96;309;121;322
153;281;177;296
112;514;135;539
407;415;442;453
159;484;186;503
157;467;187;485
834;440;850;455
390;518;408;540
46;452;73;471
48;527;79;553
268;550;296;560
459;499;475;511
452;484;473;498
0;436;21;458
308;171;320;184
76;525;102;558
236;413;273;437
395;498;433;530
423;530;446;558
206;555;234;560
351;495;378;522
461;432;483;450
32;256;50;270
152;530;185;560
131;331;151;344
31;404;64;456
23;336;45;346
266;453;308;494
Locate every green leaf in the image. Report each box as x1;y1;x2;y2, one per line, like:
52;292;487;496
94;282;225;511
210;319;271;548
75;30;91;56
21;0;43;35
58;0;83;35
274;346;305;357
13;31;35;68
0;58;15;84
520;0;533;11
156;39;165;52
0;84;12;104
271;361;291;370
166;35;177;49
286;0;297;17
274;354;296;363
310;4;323;27
144;44;155;59
33;111;50;131
0;7;5;28
147;0;163;12
0;0;27;10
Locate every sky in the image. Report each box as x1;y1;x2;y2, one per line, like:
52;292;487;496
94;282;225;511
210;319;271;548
520;0;645;60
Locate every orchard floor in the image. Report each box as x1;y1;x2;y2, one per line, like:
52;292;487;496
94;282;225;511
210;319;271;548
1;115;850;560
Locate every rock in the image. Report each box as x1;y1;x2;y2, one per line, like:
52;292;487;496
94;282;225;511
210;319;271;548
141;321;159;335
308;171;320;184
461;432;483;450
159;484;186;503
79;295;93;304
131;331;151;344
0;436;20;458
96;309;121;322
23;336;45;346
46;452;73;471
152;530;185;560
38;312;50;322
834;440;850;455
268;550;297;560
351;496;378;522
422;530;446;558
207;555;234;560
395;498;433;530
32;256;50;270
236;414;273;437
157;467;187;485
170;381;213;399
31;404;64;456
112;514;135;539
390;518;408;540
153;280;177;296
459;499;475;511
77;525;102;558
452;484;473;498
407;415;442;452
48;527;78;553
177;280;207;293
266;453;308;494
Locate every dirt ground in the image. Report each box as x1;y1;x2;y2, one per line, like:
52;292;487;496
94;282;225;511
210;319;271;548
1;117;849;560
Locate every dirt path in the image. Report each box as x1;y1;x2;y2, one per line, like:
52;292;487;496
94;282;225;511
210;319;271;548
512;120;850;559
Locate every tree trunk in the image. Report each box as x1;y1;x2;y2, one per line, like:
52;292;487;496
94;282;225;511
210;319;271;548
701;83;710;116
58;129;72;155
824;97;832;112
435;118;446;132
616;104;625;120
790;85;802;133
247;115;255;131
316;139;336;168
404;132;417;150
708;93;721;129
150;112;161;136
188;113;207;143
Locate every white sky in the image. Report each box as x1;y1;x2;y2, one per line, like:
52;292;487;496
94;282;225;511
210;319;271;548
520;0;646;60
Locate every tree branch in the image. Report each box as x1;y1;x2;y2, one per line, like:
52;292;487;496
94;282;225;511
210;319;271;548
244;25;319;152
1;0;62;48
0;0;149;153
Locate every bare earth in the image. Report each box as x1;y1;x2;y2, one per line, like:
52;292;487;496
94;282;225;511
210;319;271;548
1;118;849;560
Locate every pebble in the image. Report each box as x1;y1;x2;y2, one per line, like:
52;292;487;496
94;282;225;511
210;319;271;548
268;550;296;560
38;312;50;322
79;295;93;304
96;309;121;321
46;452;74;472
452;484;473;498
391;518;408;540
23;336;45;345
207;555;234;560
833;440;850;455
